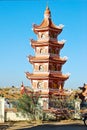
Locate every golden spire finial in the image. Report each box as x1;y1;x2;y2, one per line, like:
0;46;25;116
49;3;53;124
44;5;51;19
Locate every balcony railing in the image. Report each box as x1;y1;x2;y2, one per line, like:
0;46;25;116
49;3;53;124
33;70;62;74
36;53;58;57
36;53;50;56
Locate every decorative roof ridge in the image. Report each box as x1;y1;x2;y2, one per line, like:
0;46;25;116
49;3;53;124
63;73;71;78
25;72;32;76
50;73;70;79
32;7;64;32
33;19;64;30
58;39;66;44
50;56;68;61
27;55;49;63
31;39;64;45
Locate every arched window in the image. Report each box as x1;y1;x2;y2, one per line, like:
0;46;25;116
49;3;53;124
39;65;44;71
37;82;43;89
52;49;55;54
49;64;51;70
58;64;61;71
41;34;45;39
49;47;52;53
40;48;44;54
53;82;57;89
55;48;59;54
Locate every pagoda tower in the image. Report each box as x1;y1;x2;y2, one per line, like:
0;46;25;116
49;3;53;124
26;7;69;110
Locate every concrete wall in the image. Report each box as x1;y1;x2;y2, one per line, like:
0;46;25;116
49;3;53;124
6;111;29;121
0;97;4;123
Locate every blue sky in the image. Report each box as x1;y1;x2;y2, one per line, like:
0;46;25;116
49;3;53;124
0;0;87;89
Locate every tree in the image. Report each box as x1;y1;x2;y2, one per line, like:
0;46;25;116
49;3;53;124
49;94;75;110
48;94;76;120
15;93;42;120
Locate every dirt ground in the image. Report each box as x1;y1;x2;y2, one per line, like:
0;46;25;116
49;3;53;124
0;119;84;130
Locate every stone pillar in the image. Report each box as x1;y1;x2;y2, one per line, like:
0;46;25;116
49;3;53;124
0;97;4;123
74;100;81;119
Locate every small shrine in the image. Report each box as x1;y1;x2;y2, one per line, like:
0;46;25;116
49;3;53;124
26;6;70;110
